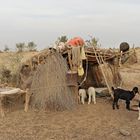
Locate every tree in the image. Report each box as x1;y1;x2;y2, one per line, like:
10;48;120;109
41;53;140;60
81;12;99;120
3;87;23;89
91;37;99;47
4;45;10;52
16;43;25;52
57;35;68;43
85;36;99;48
27;41;37;51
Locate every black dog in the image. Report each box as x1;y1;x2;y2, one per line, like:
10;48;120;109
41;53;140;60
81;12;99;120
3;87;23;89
112;87;139;110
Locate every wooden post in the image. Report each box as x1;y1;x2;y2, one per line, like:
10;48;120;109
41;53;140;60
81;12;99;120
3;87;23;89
24;89;31;112
0;95;5;117
119;51;123;67
68;49;73;70
74;85;79;104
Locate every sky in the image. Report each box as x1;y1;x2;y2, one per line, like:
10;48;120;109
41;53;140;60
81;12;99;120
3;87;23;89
0;0;140;50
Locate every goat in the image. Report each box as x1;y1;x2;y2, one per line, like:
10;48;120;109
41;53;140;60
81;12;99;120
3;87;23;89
87;87;96;105
78;88;87;104
112;87;139;110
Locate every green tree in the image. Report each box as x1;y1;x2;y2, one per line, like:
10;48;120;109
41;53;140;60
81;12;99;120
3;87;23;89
57;35;68;43
16;43;25;52
91;37;99;47
4;45;9;52
27;41;37;51
85;36;99;48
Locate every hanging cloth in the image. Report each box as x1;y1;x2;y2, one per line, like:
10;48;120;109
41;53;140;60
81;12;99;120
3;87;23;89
71;46;81;71
80;46;86;60
78;61;84;76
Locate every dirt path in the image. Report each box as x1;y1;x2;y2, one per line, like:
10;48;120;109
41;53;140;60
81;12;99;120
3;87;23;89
0;98;140;140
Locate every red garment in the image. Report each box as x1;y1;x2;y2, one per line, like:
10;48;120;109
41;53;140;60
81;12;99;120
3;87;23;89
67;37;85;47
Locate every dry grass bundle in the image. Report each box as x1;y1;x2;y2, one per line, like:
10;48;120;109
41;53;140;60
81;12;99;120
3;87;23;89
98;63;114;86
90;63;122;88
99;63;122;87
125;52;137;64
30;52;77;111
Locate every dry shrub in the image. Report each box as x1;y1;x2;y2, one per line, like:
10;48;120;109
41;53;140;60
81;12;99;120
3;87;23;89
92;63;122;87
0;53;23;86
30;52;77;111
0;67;11;83
126;53;137;64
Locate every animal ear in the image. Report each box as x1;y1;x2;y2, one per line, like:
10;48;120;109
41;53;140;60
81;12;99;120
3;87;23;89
133;87;139;93
111;87;114;91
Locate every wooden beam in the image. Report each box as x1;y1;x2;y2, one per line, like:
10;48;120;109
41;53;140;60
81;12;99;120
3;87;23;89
24;89;32;112
0;95;5;117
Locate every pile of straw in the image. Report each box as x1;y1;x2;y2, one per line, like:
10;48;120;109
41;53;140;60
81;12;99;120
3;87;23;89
30;52;77;111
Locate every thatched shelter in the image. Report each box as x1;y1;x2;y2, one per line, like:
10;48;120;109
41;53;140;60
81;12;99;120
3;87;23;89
80;47;122;88
19;49;77;111
18;45;125;110
62;46;122;89
30;52;77;111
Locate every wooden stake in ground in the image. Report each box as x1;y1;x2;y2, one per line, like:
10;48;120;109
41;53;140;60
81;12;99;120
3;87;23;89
24;89;32;112
0;95;5;117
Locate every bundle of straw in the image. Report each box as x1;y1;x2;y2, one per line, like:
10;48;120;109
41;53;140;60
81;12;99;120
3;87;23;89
30;52;76;111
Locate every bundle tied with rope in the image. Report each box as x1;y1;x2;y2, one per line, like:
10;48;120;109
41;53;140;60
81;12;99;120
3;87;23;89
30;52;77;111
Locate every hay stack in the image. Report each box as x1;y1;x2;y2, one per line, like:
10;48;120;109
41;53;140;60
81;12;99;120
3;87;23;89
30;52;76;111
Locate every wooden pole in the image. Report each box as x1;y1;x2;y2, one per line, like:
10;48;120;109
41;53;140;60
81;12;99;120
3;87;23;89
74;85;79;104
119;51;123;67
0;95;5;117
24;89;32;112
92;45;114;99
68;49;73;70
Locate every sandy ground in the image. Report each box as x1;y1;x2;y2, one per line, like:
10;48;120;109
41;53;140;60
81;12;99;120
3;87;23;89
1;49;140;140
0;98;140;140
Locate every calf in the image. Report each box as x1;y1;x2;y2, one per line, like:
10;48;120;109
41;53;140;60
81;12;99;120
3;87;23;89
78;88;87;104
87;87;96;104
112;87;139;110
